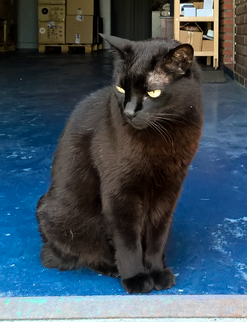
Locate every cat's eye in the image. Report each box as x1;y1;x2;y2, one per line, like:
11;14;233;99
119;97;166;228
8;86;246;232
116;86;125;94
147;90;161;98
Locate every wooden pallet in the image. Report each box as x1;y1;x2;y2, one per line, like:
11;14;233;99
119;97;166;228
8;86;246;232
38;43;103;54
0;43;16;52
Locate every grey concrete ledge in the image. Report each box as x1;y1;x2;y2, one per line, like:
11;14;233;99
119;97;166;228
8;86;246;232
2;319;247;322
0;295;247;320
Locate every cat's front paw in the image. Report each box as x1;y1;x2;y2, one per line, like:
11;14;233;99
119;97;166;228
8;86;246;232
122;273;154;293
151;268;175;291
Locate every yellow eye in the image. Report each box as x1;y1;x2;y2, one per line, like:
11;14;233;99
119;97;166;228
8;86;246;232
116;86;125;94
147;90;161;98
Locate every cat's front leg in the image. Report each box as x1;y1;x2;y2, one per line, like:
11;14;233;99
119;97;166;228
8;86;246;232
144;213;176;291
114;232;154;293
103;194;154;293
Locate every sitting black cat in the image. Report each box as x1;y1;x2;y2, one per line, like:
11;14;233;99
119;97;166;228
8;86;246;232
36;34;204;293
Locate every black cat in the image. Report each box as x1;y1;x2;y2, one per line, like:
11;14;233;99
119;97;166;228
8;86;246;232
36;34;204;293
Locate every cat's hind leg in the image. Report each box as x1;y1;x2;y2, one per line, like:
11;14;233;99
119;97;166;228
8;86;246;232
41;242;80;271
40;241;119;277
87;241;119;277
37;193;119;276
89;261;119;277
40;233;119;276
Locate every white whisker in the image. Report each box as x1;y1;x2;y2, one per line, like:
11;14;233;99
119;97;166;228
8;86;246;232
154;112;201;129
148;119;173;147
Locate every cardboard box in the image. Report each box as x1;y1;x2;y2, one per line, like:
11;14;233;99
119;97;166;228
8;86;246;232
184;7;196;17
38;21;65;44
66;15;97;44
197;9;214;16
67;0;94;15
180;29;202;51
180;3;193;15
202;40;214;51
203;0;214;9
193;2;203;9
38;0;66;4
38;4;65;21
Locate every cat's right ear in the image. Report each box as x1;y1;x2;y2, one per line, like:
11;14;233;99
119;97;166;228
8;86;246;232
99;34;132;57
163;44;194;75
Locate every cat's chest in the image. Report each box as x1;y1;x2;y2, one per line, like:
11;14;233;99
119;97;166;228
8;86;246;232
128;128;197;167
96;128;197;179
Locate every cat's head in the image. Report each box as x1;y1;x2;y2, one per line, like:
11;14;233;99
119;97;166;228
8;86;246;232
101;34;202;131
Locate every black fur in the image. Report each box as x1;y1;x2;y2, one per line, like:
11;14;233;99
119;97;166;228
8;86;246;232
36;35;204;293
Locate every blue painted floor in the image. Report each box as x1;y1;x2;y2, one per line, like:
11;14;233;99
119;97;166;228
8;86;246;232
0;51;247;297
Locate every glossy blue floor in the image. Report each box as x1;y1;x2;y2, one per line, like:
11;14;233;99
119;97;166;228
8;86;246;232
1;50;247;298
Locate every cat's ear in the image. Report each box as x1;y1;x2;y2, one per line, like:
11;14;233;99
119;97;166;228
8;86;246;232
99;34;132;57
163;44;194;75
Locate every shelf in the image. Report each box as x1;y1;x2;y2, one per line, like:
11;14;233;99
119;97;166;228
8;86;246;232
178;16;215;22
174;0;219;69
194;51;214;56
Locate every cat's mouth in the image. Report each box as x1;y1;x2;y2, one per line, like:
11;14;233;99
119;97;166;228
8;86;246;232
123;114;149;130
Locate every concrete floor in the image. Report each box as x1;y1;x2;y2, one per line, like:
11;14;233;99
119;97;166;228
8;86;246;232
0;50;247;318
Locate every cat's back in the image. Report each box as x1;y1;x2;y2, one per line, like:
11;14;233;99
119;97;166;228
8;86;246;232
68;86;112;132
51;86;112;175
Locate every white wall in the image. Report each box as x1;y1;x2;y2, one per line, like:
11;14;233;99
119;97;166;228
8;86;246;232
17;0;111;49
99;0;111;49
17;0;38;49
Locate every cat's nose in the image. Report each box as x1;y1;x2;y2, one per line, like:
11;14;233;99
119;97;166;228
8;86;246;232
124;103;135;119
124;110;135;120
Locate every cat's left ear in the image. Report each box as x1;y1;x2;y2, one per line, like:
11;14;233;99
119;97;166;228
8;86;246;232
99;34;132;57
164;44;194;74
